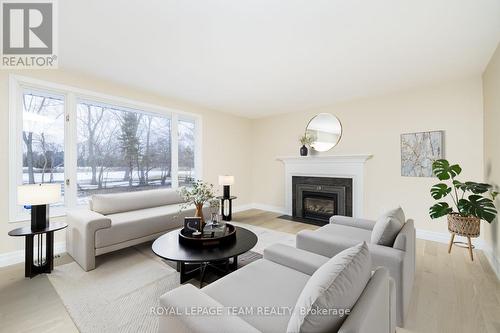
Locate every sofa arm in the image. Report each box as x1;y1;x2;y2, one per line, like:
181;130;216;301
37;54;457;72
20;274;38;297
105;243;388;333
65;209;111;271
338;267;396;333
263;244;329;276
159;284;261;333
329;215;376;231
367;245;407;327
296;230;361;258
297;229;409;327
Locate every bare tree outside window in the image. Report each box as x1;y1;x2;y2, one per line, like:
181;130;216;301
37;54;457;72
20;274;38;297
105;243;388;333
178;119;196;186
76;102;172;204
14;85;198;220
22;92;64;203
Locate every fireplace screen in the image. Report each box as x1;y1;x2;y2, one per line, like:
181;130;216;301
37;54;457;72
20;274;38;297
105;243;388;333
303;197;335;215
302;192;337;221
292;176;352;225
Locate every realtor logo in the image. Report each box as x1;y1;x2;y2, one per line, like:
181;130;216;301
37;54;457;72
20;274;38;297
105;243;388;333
1;0;58;68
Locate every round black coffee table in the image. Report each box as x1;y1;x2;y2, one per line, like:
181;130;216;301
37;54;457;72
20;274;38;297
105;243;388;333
152;226;257;287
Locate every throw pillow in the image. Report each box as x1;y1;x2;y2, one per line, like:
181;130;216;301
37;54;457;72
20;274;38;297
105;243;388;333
287;242;371;333
370;206;405;246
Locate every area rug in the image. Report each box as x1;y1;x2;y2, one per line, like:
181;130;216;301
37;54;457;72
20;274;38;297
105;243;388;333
48;247;178;333
48;222;295;333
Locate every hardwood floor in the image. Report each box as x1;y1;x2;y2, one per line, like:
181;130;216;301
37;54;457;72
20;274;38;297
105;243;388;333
0;209;498;333
0;253;78;333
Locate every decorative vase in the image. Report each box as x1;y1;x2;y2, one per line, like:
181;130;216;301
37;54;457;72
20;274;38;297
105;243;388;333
300;145;308;156
447;213;480;237
195;203;205;230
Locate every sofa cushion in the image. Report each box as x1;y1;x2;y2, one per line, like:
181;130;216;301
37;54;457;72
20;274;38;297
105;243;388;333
203;259;310;333
95;203;192;248
371;207;405;246
319;223;372;242
91;188;185;215
287;242;371;333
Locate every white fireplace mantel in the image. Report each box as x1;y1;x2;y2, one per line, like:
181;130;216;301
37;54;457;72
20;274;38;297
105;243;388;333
277;154;372;218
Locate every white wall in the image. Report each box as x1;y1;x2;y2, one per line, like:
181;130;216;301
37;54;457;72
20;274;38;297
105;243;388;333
483;43;500;274
0;69;253;257
0;71;488;262
250;76;484;235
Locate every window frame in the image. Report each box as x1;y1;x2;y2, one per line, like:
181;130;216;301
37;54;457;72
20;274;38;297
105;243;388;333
9;75;203;223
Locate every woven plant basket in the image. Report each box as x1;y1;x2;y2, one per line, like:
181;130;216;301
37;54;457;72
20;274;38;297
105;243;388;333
447;213;480;237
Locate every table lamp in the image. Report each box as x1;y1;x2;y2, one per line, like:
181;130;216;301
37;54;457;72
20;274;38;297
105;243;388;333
218;175;234;199
17;183;62;230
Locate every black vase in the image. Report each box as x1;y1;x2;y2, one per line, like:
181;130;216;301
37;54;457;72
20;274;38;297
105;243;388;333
300;145;308;156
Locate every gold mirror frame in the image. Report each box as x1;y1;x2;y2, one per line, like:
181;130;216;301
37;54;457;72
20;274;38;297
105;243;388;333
305;113;343;152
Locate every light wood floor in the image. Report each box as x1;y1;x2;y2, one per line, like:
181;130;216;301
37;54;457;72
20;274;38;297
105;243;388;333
0;209;499;333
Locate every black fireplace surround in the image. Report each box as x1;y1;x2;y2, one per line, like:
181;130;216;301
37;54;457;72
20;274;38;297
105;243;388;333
292;176;352;225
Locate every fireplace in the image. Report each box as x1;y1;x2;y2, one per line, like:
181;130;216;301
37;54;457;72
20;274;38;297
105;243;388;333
292;176;352;225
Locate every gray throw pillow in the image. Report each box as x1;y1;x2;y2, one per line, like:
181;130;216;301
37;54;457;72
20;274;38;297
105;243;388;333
370;207;405;246
287;242;371;333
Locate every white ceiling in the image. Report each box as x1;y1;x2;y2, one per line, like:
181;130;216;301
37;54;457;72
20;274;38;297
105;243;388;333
59;0;500;118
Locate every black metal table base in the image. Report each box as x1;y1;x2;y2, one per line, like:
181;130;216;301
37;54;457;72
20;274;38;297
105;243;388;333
176;256;238;287
8;221;68;279
25;232;54;278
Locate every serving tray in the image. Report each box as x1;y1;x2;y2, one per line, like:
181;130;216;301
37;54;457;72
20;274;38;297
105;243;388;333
179;223;236;247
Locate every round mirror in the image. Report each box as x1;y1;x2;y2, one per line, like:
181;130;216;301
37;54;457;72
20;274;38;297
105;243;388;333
305;113;342;152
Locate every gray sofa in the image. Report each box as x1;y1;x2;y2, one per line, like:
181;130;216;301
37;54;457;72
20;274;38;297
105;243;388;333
296;215;415;327
159;243;396;333
66;188;207;271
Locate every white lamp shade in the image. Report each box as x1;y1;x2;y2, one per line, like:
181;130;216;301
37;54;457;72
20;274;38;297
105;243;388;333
218;175;235;186
17;183;62;205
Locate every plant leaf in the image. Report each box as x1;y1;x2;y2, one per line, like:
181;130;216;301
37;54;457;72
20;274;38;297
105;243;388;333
453;180;465;191
429;202;453;219
457;195;498;223
459;181;491;194
430;183;452;200
432;159;462;180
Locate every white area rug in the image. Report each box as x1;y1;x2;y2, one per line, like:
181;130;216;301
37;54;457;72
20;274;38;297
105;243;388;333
48;222;296;333
48;247;178;333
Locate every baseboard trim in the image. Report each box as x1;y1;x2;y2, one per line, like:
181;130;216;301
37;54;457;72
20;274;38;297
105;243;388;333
415;228;487;249
482;242;500;280
0;241;66;268
233;203;255;213
1;208;498;281
242;205;499;280
250;203;286;215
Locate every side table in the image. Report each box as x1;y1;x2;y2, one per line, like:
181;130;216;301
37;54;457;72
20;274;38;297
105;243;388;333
216;196;237;221
8;221;68;278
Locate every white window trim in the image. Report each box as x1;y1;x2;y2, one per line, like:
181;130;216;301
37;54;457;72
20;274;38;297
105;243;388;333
9;74;203;223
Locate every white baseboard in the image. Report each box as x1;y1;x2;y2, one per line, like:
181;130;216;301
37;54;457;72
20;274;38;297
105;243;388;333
239;205;499;280
250;203;286;215
482;242;500;280
0;241;66;268
233;203;255;213
2;207;498;281
415;228;488;249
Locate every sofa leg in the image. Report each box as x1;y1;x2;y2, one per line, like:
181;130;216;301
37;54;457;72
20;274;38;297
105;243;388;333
447;233;455;254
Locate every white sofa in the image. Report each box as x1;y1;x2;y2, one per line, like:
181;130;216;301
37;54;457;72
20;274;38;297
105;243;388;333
159;243;396;333
296;215;415;327
66;188;208;271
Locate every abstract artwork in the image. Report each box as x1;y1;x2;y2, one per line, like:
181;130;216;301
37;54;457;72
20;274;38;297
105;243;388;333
401;130;444;177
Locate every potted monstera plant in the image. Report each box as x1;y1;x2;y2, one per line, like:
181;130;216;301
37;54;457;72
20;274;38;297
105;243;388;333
429;159;498;259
